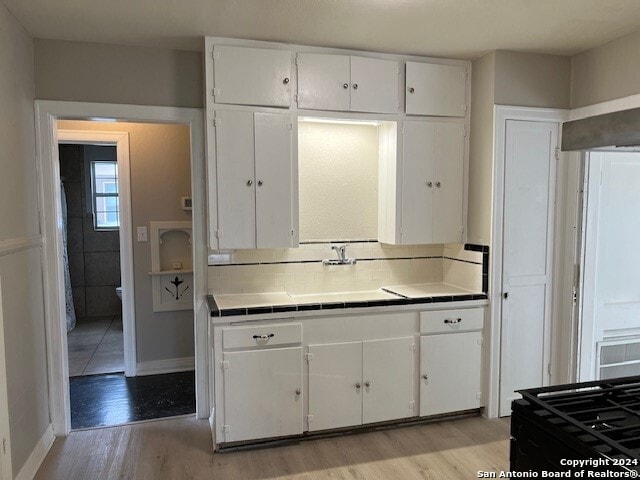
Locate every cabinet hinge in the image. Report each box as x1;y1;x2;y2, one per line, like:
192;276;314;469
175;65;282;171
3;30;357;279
2;438;6;454
476;392;482;400
215;228;223;238
294;94;299;103
547;363;552;376
401;125;406;135
295;55;301;66
477;337;483;346
465;71;470;80
212;49;219;60
290;229;295;236
461;104;468;112
410;343;416;352
304;353;314;362
212;118;221;127
555;147;561;161
462;126;467;138
222;424;230;433
409;400;415;411
306;414;314;424
212;88;220;97
219;360;229;371
287;123;293;131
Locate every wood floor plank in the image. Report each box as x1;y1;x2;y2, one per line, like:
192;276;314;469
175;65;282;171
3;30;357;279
35;415;510;479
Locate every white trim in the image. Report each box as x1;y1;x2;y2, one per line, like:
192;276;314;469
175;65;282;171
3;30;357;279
0;278;12;480
57;130;137;378
0;236;41;258
14;424;54;480
487;105;569;418
136;356;195;376
35;100;208;436
569;93;640;121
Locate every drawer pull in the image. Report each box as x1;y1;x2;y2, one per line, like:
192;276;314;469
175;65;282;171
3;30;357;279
252;333;275;340
444;318;462;324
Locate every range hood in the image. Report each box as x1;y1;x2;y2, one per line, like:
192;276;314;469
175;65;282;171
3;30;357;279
562;106;640;151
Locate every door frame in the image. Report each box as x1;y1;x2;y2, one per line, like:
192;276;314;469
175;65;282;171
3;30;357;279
487;105;568;418
35;100;207;435
0;277;12;480
57;130;136;377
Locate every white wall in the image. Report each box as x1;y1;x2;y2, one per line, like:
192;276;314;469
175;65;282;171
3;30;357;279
298;122;379;241
0;3;51;476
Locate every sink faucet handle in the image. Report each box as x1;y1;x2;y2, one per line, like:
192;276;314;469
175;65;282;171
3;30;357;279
332;244;347;261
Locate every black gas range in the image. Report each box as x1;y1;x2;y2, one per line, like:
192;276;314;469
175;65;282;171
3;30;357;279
511;376;640;476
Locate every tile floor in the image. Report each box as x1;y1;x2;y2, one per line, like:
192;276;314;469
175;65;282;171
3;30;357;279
67;316;124;377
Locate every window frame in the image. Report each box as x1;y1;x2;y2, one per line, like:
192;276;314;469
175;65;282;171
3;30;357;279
90;160;120;231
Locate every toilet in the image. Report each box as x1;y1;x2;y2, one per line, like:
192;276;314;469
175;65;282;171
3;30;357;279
115;286;122;300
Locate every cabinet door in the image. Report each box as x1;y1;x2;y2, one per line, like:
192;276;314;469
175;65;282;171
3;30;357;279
254;113;297;248
297;53;350;111
215;110;256;249
363;337;415;424
213;45;291;107
308;342;362;431
401;121;435;244
420;332;482;417
405;62;467;117
350;56;399;114
223;347;303;443
432;122;465;243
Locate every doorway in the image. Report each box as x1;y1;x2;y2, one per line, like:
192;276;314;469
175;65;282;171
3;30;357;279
579;151;640;382
35;101;207;435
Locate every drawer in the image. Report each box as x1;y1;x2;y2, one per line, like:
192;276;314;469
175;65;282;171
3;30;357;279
222;322;302;350
420;308;483;334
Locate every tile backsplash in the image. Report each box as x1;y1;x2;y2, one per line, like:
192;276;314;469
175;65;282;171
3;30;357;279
207;242;487;295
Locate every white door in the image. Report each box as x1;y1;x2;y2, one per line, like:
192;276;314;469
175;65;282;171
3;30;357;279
401;121;434;244
499;120;558;416
362;337;415;424
580;152;640;381
420;332;482;416
223;347;303;443
213;45;291;107
215;110;256;249
432;122;465;243
350;56;399;114
405;62;467;117
254;112;297;248
297;53;351;111
308;342;362;431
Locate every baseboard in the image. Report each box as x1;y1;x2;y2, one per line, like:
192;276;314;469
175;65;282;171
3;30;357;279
15;423;54;480
136;356;195;376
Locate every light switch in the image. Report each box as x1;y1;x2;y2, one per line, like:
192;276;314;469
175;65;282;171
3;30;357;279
137;226;148;242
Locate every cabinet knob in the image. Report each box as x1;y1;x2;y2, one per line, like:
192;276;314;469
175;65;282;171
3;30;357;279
246;180;253;186
435;181;441;188
343;83;349;89
426;181;433;188
355;382;361;389
422;374;428;380
409;87;415;94
283;77;290;84
364;381;371;388
257;180;263;187
352;84;358;90
295;388;301;395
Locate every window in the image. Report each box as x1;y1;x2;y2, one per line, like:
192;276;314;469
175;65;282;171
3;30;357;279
90;161;119;230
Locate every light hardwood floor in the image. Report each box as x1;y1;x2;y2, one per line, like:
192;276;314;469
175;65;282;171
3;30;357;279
35;415;510;479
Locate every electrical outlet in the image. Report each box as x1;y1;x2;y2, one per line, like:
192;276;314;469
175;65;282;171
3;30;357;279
137;226;148;242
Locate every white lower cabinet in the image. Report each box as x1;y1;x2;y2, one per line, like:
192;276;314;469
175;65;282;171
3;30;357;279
222;346;303;442
308;337;415;431
420;331;482;416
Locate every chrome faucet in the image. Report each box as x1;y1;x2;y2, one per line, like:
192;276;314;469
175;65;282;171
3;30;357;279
323;244;356;265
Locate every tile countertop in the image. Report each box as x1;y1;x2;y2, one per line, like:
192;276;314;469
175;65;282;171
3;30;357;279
208;283;487;318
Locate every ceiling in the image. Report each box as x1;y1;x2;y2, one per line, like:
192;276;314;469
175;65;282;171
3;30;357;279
4;0;640;59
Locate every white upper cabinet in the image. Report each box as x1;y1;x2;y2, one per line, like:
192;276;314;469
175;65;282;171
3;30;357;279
378;119;465;245
297;53;399;113
405;62;467;117
297;53;350;111
212;110;298;249
350;56;399;114
213;45;292;108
